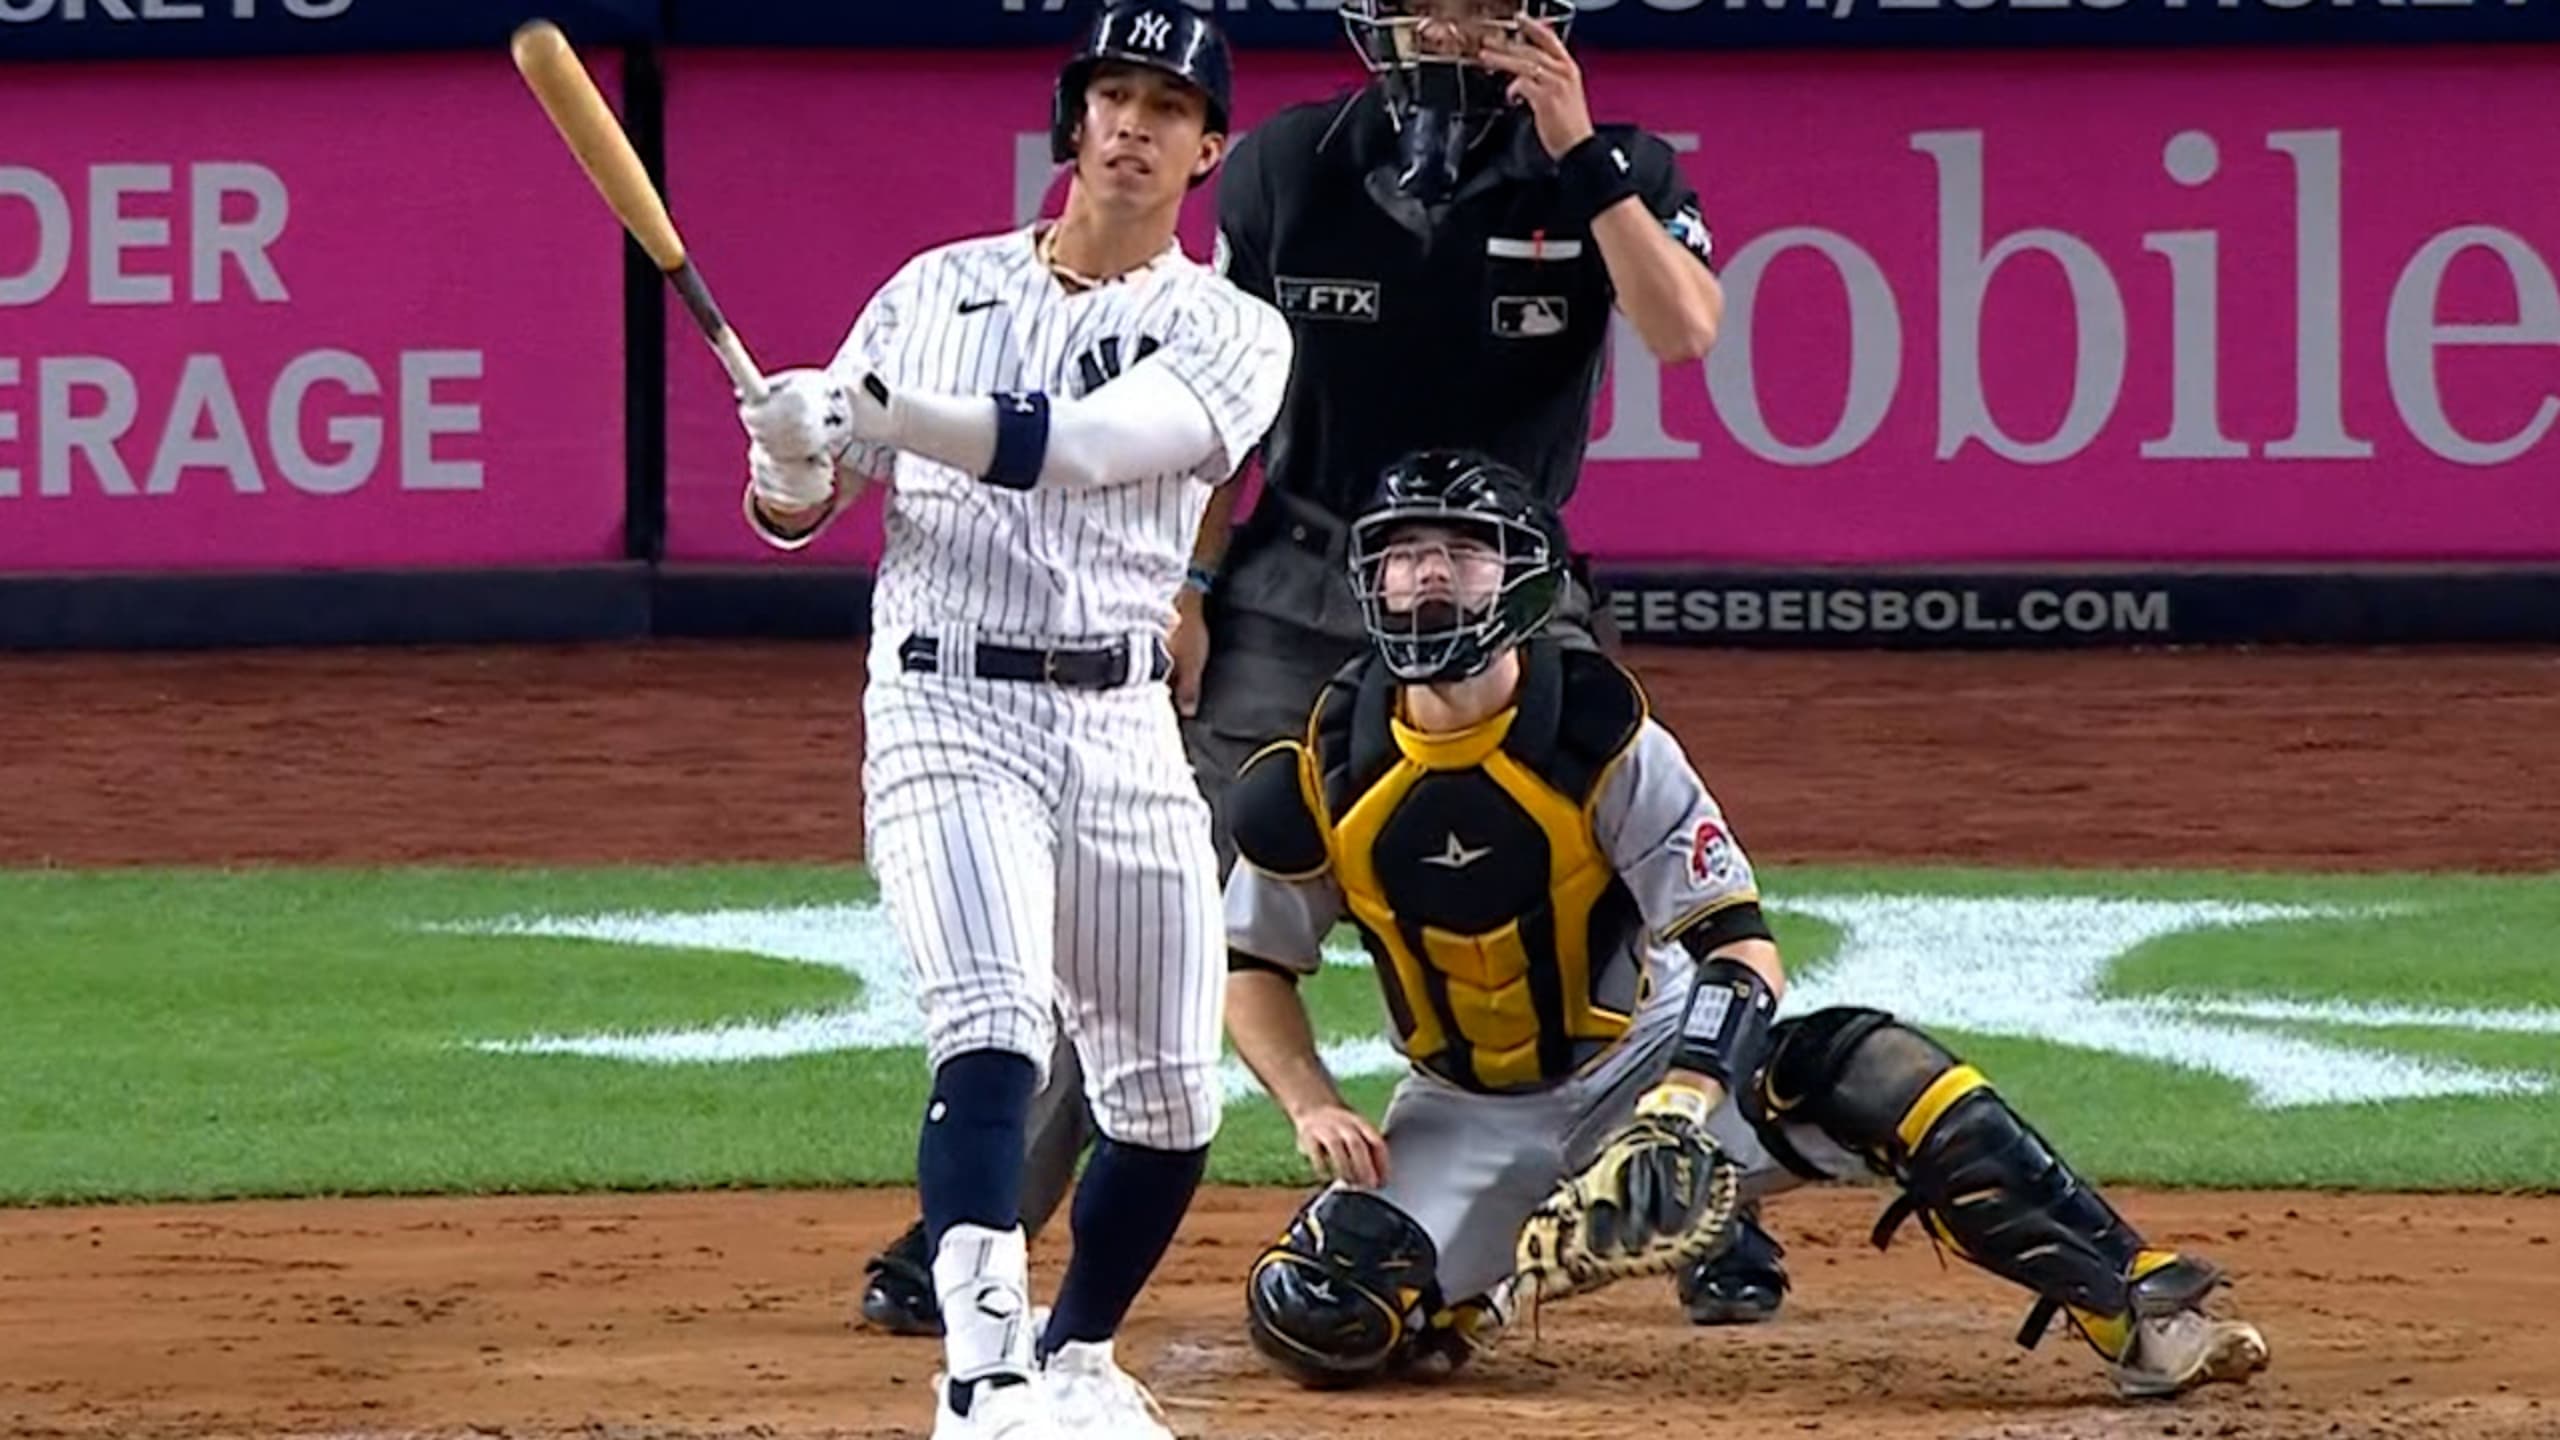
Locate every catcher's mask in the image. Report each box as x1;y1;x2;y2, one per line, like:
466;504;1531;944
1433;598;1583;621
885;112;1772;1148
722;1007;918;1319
1245;1189;1440;1389
1340;0;1578;202
1349;449;1565;685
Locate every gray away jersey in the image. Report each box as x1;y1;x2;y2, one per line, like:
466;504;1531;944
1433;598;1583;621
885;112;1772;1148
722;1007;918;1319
830;226;1293;645
1226;716;1762;1029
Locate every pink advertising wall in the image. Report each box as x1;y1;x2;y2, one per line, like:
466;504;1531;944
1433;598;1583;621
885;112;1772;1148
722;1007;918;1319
661;47;2560;568
0;57;627;574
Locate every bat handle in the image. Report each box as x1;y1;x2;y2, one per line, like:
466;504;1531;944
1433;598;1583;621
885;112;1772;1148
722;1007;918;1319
667;258;767;405
715;331;769;407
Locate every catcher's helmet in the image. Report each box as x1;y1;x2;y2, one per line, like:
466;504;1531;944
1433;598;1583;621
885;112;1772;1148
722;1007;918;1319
1245;1189;1440;1390
1349;449;1567;685
1050;3;1236;180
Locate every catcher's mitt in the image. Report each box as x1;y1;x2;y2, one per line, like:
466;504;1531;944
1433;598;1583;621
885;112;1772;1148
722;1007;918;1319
1513;1086;1744;1305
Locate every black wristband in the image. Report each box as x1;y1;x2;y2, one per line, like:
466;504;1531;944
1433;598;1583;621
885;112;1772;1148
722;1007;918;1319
1671;956;1778;1088
1677;901;1774;959
984;391;1051;491
1227;948;1303;983
1554;133;1645;229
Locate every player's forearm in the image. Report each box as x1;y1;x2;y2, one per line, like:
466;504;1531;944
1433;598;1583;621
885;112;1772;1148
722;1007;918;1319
1191;474;1242;571
1594;201;1722;363
1659;937;1784;1109
1226;966;1345;1120
873;363;1219;493
1705;937;1785;998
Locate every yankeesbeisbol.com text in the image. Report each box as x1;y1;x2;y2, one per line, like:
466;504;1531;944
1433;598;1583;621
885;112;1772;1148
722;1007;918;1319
1609;586;2173;637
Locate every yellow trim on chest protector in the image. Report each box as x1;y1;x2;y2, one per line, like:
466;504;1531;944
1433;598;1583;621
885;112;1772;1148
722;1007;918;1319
1324;705;1627;1091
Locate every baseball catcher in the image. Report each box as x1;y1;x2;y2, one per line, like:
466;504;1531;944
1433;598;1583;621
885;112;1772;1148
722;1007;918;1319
1221;450;2272;1399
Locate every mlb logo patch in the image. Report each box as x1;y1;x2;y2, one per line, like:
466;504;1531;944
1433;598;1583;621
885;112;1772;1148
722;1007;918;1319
1492;295;1568;339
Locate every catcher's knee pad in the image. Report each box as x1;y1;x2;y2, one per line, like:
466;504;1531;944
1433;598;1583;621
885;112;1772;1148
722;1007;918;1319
1747;1007;2171;1359
1244;1189;1447;1390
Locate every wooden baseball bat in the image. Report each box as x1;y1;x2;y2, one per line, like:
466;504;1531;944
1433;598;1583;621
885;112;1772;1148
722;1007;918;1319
509;19;768;404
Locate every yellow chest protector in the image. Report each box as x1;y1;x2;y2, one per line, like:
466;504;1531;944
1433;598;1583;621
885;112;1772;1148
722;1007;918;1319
1295;642;1651;1093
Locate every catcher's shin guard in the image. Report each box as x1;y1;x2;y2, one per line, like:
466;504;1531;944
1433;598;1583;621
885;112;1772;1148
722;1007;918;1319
1245;1189;1449;1390
1748;1008;2261;1388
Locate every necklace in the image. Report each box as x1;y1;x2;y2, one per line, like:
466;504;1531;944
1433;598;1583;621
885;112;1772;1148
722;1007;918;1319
1036;224;1106;293
1038;223;1168;294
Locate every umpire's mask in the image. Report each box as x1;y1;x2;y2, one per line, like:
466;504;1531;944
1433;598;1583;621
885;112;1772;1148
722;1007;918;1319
1341;0;1579;203
1350;450;1566;685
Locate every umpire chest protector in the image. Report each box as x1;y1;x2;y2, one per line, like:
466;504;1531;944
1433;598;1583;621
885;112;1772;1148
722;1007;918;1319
1239;641;1651;1092
1226;95;1624;520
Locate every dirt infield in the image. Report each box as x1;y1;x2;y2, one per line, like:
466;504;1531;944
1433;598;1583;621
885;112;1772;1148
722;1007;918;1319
4;641;2558;1439
4;1186;2555;1440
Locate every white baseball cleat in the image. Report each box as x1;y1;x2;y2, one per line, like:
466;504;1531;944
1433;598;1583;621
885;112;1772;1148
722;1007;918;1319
932;1372;1062;1440
1042;1338;1177;1439
2110;1309;2272;1399
2086;1252;2272;1400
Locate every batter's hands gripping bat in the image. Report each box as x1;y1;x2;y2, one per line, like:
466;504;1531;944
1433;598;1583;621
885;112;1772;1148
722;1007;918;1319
509;19;769;405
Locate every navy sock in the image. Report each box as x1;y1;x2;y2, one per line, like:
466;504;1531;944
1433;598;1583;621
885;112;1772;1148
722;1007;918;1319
1041;1137;1209;1350
917;1049;1039;1249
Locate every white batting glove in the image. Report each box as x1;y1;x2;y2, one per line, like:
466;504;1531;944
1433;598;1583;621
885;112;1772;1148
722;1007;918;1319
738;368;856;464
839;366;899;443
747;441;837;513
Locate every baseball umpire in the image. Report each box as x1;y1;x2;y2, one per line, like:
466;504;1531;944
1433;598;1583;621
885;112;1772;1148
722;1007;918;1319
854;0;1749;1336
1224;450;2273;1401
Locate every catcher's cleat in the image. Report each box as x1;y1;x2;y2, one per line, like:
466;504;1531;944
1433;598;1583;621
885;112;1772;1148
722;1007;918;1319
859;1220;945;1337
1676;1201;1788;1326
1395;1292;1510;1382
2057;1252;2272;1399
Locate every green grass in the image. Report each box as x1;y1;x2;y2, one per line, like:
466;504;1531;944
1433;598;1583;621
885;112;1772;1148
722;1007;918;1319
1;864;2554;1205
0;868;912;1201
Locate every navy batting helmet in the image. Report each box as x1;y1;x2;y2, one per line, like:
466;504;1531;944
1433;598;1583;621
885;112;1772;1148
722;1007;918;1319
1050;3;1236;179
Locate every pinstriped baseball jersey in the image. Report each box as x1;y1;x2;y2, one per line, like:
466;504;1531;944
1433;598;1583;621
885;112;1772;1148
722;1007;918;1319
844;223;1291;1156
831;224;1293;644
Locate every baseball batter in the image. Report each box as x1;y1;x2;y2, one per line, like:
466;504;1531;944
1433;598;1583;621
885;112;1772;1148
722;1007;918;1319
737;8;1289;1438
860;0;1731;1339
1224;451;2272;1401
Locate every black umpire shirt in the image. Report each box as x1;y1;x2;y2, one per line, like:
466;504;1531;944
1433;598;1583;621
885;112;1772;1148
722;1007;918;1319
1213;86;1717;523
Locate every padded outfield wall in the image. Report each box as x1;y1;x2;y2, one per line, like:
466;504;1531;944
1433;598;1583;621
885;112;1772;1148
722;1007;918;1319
3;1;2557;648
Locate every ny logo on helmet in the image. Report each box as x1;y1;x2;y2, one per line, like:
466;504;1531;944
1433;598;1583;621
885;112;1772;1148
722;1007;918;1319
1130;10;1174;48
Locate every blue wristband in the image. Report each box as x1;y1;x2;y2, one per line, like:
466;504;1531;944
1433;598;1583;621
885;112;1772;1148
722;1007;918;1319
1185;563;1217;596
984;391;1051;491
